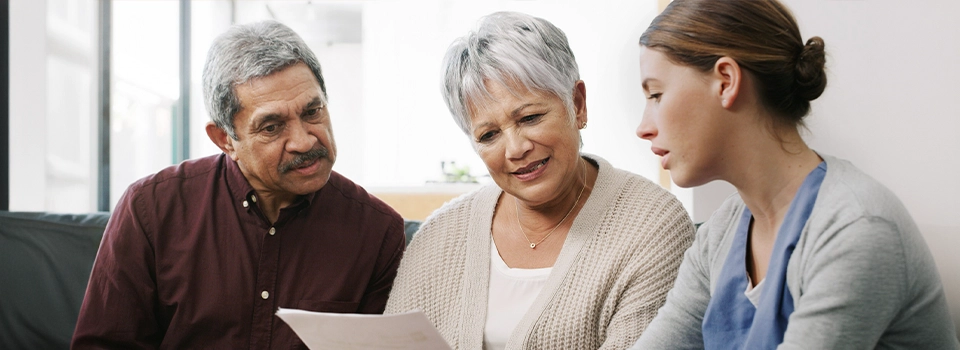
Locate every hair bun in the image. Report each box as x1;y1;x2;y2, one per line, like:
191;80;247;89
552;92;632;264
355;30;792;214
794;36;827;102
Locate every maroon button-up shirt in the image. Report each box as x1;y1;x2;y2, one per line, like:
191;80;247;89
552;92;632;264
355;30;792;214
72;154;405;349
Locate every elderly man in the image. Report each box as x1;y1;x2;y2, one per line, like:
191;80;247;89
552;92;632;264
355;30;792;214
72;21;405;348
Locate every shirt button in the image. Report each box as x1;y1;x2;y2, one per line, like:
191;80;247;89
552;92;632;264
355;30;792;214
251;195;257;203
269;227;276;236
242;200;249;208
261;291;269;300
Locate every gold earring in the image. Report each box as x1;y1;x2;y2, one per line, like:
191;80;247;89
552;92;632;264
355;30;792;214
579;121;587;129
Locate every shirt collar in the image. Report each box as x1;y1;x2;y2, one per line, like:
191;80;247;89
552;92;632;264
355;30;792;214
223;154;318;210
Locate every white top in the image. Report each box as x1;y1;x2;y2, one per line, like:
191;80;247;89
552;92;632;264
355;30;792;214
744;274;764;308
484;240;552;350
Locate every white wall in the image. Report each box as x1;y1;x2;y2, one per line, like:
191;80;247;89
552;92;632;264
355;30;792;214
691;0;960;306
691;181;734;223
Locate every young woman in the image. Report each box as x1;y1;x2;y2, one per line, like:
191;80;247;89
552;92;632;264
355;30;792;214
630;1;959;349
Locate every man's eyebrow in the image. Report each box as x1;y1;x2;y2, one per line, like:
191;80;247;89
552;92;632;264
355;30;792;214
306;96;324;109
251;114;282;129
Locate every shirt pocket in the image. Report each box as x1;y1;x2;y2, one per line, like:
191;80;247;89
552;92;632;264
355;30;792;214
296;299;361;313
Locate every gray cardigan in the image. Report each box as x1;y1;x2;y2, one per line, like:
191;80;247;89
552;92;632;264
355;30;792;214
632;154;959;349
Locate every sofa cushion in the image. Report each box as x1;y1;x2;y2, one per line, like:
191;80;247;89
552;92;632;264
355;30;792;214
0;211;110;350
403;219;421;246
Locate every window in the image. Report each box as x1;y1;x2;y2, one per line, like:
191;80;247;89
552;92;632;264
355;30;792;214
110;1;180;207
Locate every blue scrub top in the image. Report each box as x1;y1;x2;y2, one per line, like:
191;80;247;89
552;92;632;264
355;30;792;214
702;161;827;349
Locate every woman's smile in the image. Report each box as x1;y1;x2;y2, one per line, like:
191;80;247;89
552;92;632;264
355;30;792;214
512;157;549;181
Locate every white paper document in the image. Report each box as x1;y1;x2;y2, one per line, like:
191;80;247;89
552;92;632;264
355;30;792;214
276;308;452;350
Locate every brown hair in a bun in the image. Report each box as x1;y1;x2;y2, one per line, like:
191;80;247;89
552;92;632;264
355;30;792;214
640;0;827;127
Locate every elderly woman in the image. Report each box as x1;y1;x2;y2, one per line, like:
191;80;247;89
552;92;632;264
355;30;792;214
385;11;694;349
631;0;959;349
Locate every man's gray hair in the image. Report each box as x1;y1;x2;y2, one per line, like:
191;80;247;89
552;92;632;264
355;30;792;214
202;20;327;140
441;11;580;135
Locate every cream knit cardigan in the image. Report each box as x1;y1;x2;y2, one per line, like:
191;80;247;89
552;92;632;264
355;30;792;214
385;155;695;349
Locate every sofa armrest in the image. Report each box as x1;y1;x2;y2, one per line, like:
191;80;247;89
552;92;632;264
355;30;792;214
0;211;109;349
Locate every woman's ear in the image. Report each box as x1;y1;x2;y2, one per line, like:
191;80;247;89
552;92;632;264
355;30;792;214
714;57;741;109
573;80;587;127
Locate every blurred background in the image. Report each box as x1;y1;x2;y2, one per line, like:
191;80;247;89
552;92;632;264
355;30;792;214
6;0;667;215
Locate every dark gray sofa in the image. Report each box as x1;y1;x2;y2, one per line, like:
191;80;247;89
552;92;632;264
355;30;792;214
0;210;420;349
0;211;109;349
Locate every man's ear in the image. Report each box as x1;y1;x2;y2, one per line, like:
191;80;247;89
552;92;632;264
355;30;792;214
714;57;742;109
206;122;238;160
573;80;588;127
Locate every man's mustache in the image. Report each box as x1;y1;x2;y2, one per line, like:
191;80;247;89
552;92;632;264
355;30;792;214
278;147;329;173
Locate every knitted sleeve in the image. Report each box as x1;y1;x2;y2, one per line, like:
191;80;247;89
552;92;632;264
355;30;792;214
384;195;472;347
520;173;697;349
629;196;744;350
600;192;695;349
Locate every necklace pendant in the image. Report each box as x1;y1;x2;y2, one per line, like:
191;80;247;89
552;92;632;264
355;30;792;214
530;243;537;249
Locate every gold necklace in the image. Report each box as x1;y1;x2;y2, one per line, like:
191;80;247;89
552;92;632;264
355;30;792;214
514;159;586;249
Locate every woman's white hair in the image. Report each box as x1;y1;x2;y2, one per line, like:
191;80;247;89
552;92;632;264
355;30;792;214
441;11;581;135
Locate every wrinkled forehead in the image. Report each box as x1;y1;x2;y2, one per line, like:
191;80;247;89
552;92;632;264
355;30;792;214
234;63;326;113
235;60;325;96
